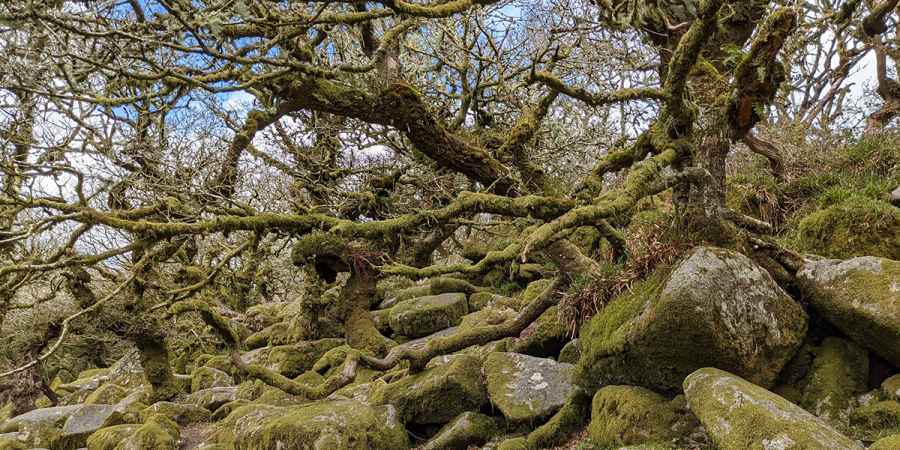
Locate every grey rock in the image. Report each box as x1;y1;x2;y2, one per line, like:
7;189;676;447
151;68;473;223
389;293;469;338
484;352;575;422
684;367;863;450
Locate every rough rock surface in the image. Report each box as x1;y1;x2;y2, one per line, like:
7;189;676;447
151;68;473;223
230;399;408;450
420;412;499;450
240;338;343;377
684;367;864;450
484;352;575;422
579;246;808;393
798;256;900;366
388;293;468;338
588;385;690;448
187;387;239;411
800;337;868;426
370;354;487;424
190;366;234;392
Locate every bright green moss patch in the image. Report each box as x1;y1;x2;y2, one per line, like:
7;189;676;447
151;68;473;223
796;195;900;259
588;385;685;448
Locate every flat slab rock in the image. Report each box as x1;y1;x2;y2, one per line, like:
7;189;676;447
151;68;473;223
186;386;238;411
484;352;574;422
684;367;864;450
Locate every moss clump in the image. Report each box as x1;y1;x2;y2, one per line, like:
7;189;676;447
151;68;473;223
849;400;900;441
496;436;528;450
578;248;807;394
558;339;580;364
420;411;499;450
882;374;900;402
525;388;591;449
233;400;408;450
800;337;868;427
588;385;686;448
388;293;468;338
240;338;344;378
85;424;140;450
370;354;487;425
84;383;128;405
141;402;211;426
117;413;179;450
870;434;900;450
796;195;900;259
798;257;900;367
684;368;863;450
190;367;233;393
511;305;570;358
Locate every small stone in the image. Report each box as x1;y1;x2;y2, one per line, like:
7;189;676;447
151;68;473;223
882;374;900;402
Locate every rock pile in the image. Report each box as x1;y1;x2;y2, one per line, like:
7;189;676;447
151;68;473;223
1;247;897;449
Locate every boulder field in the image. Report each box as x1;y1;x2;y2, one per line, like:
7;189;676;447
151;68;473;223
1;247;897;449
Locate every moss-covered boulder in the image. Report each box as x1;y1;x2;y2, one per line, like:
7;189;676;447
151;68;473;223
578;247;807;393
370;354;486;425
420;412;499;450
798;256;900;366
684;367;863;450
496;436;527;450
186;387;238;411
871;433;900;450
388;293;469;338
484;352;574;422
190;367;233;393
849;400;900;440
86;424;140;450
84;384;129;405
240;338;344;378
883;374;900;402
116;413;178;450
799;337;868;427
0;405;82;434
797;196;900;259
588;385;691;448
141;401;210;426
510;305;570;358
468;292;506;312
558;339;580;364
57;404;124;449
229;399;408;450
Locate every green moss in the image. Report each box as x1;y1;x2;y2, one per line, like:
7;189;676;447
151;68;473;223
575;270;666;390
883;375;900;402
190;366;233;392
799;337;868;427
511;304;570;358
497;436;528;450
526;388;591;449
558;339;580;364
849;400;900;440
798;257;900;366
84;383;128;405
86;424;140;450
117;413;179;449
870;434;900;450
684;368;864;450
796;195;900;259
232;400;408;450
388;293;469;338
421;411;499;450
369;354;487;425
588;385;685;448
141;401;211;425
